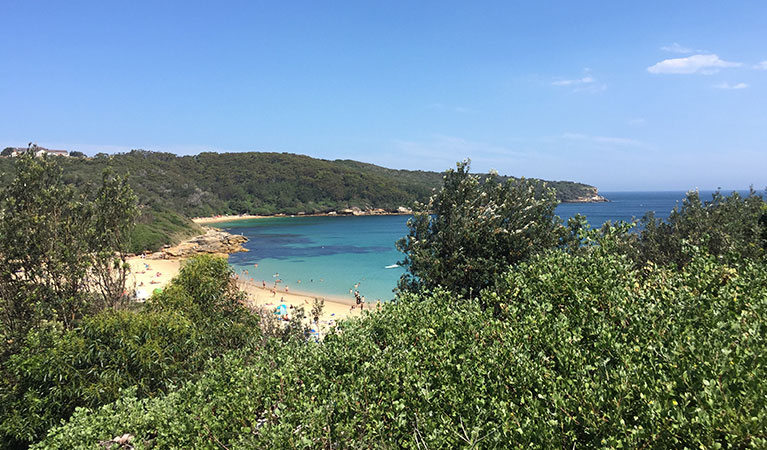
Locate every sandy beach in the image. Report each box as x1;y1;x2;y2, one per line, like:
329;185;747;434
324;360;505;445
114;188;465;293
126;255;369;336
126;257;181;299
192;214;267;225
236;278;369;336
193;211;412;226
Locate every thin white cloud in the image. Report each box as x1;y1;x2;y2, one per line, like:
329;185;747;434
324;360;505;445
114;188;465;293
388;135;523;172
551;76;594;86
562;133;642;147
661;42;694;54
627;118;646;127
755;61;767;70
647;54;742;75
551;70;605;93
713;82;749;90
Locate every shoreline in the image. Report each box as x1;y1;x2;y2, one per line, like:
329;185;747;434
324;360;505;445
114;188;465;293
193;211;413;225
192;198;612;225
126;256;372;325
234;275;365;307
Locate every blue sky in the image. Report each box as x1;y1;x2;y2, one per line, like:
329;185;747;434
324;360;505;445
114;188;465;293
1;1;765;190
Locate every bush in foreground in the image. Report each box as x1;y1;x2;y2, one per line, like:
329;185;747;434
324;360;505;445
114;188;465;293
0;255;260;448
37;251;767;449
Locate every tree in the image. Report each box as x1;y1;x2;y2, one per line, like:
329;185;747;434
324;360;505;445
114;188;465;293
397;160;560;299
1;148;13;157
0;151;138;349
89;169;138;309
69;151;85;158
638;189;767;268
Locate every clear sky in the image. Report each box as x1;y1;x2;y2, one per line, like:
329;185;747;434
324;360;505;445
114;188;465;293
1;1;765;190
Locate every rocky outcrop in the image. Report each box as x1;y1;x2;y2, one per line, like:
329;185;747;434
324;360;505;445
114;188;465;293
162;228;248;258
564;194;609;203
333;206;412;216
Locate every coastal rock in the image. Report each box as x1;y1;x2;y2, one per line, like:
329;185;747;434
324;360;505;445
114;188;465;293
561;187;609;203
397;206;413;214
565;193;609;203
162;228;248;258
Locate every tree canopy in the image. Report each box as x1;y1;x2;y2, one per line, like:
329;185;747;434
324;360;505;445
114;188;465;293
397;161;560;299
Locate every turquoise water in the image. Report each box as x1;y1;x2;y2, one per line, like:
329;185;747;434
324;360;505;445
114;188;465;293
224;215;409;302
221;190;750;302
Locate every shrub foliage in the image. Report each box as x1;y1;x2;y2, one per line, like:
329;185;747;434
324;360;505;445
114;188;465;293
3;155;767;449
36;250;767;448
397;161;560;298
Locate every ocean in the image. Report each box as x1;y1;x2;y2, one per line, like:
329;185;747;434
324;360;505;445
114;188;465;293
221;190;748;302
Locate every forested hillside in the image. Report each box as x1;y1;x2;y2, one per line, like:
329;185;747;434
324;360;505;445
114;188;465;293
0;150;603;251
0;150;601;216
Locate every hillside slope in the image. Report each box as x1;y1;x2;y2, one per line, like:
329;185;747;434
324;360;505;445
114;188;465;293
0;151;605;250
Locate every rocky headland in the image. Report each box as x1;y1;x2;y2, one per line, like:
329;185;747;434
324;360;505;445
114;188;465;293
560;188;609;203
161;227;248;258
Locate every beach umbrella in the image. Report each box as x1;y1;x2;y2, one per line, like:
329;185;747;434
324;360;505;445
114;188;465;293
275;304;288;315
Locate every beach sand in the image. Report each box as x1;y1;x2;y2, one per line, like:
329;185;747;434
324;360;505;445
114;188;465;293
192;214;267;225
127;257;181;298
126;255;369;336
236;278;369;337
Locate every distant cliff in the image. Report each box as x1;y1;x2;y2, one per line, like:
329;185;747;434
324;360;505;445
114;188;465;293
557;185;609;203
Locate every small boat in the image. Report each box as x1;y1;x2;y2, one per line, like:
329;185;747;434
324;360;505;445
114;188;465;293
384;264;399;269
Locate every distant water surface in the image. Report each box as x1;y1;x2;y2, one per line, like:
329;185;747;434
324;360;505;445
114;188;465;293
220;190;749;302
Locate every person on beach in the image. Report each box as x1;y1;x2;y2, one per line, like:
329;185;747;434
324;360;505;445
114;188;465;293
262;280;266;288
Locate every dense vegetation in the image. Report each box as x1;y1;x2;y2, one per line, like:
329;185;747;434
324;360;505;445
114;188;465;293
0;149;601;252
0;255;262;447
35;252;767;448
3;156;767;448
397;162;561;299
0;154;136;349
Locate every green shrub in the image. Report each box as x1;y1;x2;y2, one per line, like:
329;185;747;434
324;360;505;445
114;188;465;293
1;256;261;448
0;310;199;446
37;252;767;448
638;189;767;268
